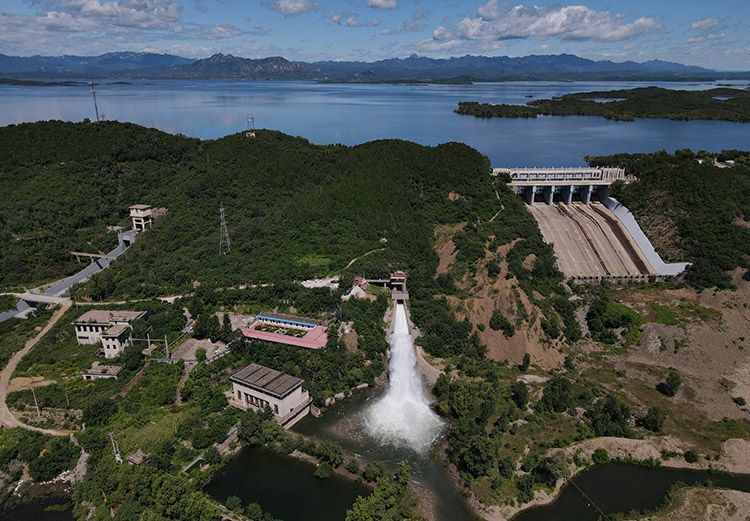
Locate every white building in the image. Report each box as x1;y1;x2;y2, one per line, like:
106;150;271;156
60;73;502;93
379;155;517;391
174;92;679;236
83;362;123;381
73;310;146;358
129;204;153;231
229;363;312;429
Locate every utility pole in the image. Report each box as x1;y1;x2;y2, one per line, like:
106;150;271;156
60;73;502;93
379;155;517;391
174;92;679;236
88;81;100;122
31;386;41;418
219;202;231;255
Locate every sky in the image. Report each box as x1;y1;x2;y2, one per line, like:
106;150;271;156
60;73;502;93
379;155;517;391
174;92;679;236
0;1;748;69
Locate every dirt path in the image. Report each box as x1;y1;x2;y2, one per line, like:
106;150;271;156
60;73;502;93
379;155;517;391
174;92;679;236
0;300;73;436
175;362;195;405
344;248;386;270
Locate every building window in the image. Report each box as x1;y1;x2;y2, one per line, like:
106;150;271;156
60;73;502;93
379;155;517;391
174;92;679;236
274;404;279;415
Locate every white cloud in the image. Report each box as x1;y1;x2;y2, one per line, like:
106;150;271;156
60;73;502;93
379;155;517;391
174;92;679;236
269;0;317;16
211;24;243;39
419;2;661;54
326;11;379;27
53;0;183;30
379;9;427;35
691;18;719;31
367;0;397;10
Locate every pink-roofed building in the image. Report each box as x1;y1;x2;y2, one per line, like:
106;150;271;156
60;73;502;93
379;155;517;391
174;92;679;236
241;312;328;350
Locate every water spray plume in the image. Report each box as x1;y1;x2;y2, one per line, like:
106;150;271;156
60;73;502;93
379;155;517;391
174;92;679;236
365;304;443;453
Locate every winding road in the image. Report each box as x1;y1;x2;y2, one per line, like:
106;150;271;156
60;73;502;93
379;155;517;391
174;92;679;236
0;299;73;436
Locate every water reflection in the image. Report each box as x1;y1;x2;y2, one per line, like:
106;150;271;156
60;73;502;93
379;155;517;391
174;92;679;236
2;80;749;165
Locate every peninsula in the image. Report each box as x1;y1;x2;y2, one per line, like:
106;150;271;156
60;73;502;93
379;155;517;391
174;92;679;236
456;86;750;122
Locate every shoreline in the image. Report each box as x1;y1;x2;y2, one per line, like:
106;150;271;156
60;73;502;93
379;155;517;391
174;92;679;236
466;435;750;521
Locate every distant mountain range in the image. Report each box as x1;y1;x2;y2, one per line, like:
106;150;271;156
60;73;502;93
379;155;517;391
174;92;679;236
1;51;747;82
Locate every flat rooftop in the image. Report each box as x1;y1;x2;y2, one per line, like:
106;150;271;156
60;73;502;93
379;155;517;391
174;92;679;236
256;312;321;327
102;324;130;337
85;362;123;377
230;363;303;398
129;204;152;210
75;309;146;324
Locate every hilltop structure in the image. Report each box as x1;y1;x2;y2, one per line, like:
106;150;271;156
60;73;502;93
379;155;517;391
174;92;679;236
229;363;312;428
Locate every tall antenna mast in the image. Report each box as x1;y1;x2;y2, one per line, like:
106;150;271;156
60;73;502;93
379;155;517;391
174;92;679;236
89;81;100;122
219;202;231;254
246;113;256;139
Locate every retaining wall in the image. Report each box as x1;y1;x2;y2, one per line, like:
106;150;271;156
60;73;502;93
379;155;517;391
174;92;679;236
599;195;690;277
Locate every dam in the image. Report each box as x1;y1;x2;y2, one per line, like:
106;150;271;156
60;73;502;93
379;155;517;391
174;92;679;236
495;166;689;281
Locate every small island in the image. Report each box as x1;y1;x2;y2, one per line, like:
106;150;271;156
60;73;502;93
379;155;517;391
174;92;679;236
0;78;89;87
456;86;750;122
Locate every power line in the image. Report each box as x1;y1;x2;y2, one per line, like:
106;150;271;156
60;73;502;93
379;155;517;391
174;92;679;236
219;202;231;255
88;81;100;122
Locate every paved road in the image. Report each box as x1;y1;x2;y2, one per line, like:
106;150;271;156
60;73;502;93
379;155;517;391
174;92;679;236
0;300;73;436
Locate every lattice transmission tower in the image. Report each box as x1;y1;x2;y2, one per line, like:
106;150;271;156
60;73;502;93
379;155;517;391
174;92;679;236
219;202;231;254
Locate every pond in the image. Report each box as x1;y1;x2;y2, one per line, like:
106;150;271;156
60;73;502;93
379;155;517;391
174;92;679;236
205;446;371;521
514;463;750;521
2;492;74;521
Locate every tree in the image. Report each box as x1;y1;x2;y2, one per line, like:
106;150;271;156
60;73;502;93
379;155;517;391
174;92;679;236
587;395;632;437
195;347;207;363
657;368;682;397
637;406;666;433
221;313;233;342
120;343;144;371
193;313;220;341
459;435;497;478
361;461;386;483
490;309;515;337
519;353;531;372
225;495;243;513
510;381;529;410
539;376;573;413
204;445;221;465
82;398;117;426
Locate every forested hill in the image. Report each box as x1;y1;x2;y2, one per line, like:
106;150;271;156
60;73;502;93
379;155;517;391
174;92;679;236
595;150;750;289
0;121;497;298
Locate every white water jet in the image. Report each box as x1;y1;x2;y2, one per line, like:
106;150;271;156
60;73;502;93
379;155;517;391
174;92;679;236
364;303;443;453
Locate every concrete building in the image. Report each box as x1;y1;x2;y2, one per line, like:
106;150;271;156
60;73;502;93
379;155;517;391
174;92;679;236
73;309;146;358
494;166;634;205
83;362;123;381
229;363;312;428
241;312;328;349
129;204;153;231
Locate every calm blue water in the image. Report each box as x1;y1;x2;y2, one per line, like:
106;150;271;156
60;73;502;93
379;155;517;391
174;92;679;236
1;80;749;165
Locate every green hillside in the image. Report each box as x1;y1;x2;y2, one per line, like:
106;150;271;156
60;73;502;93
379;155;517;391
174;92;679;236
591;150;750;289
0;121;497;297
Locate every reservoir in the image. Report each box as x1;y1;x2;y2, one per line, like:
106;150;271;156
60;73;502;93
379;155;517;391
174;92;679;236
205;447;370;521
1;80;749;165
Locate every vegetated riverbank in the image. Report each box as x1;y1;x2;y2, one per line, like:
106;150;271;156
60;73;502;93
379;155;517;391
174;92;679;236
494;436;750;521
456;86;750;122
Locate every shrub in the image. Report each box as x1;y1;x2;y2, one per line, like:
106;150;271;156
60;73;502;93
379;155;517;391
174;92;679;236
490;309;515;337
510;381;529;410
637;406;667;433
314;463;333;479
684;450;699;463
519;353;531;372
657;368;682;397
592;448;610;465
